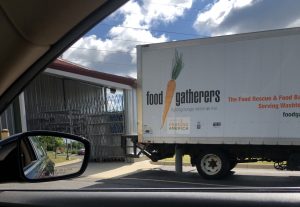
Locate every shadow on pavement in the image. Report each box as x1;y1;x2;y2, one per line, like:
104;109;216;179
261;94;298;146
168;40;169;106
81;161;134;177
83;168;300;189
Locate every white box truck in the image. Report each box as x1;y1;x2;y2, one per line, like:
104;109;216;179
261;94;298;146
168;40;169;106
124;27;300;179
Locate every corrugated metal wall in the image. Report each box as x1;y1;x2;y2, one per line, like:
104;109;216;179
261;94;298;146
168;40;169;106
24;73;125;161
0;105;15;134
0;97;22;134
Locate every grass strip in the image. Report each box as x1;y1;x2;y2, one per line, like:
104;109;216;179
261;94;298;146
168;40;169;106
47;151;76;164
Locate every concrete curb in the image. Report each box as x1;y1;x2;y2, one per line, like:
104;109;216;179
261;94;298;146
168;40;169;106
125;156;149;163
151;161;275;169
236;163;274;169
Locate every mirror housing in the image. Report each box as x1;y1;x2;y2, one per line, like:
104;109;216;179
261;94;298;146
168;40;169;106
0;131;90;182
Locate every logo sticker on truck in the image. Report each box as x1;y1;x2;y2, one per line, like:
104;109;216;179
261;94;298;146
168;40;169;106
161;49;184;128
167;117;190;134
145;49;221;130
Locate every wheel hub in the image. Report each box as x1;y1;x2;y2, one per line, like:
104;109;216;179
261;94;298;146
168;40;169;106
201;154;222;175
208;159;218;169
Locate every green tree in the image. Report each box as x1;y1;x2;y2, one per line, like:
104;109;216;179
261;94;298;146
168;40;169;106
38;136;65;152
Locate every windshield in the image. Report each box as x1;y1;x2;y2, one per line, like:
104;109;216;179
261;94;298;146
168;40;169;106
1;0;300;190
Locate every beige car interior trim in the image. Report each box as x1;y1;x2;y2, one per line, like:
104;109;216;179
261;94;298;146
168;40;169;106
0;0;107;97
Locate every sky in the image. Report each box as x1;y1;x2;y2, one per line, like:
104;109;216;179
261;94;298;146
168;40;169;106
62;0;300;79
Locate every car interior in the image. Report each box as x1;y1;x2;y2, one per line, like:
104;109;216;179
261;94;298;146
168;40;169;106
1;0;300;207
20;138;36;169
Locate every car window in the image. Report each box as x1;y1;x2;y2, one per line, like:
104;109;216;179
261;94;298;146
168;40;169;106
2;0;300;190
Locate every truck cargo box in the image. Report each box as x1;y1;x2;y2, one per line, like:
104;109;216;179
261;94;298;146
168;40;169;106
137;27;300;145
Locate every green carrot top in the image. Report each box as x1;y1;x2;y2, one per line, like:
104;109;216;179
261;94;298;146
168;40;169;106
171;49;184;80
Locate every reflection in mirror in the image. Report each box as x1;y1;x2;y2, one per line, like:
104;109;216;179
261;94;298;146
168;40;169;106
21;136;85;180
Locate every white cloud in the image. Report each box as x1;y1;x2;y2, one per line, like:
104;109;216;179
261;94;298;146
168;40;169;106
194;0;254;36
142;0;194;25
288;18;300;28
193;0;300;36
63;0;194;78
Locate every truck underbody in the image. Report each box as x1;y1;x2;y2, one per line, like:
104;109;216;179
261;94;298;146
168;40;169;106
122;135;300;179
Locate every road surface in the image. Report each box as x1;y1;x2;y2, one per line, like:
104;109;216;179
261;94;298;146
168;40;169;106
85;165;300;189
1;161;300;190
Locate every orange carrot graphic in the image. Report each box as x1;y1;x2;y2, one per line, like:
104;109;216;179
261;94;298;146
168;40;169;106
161;49;184;128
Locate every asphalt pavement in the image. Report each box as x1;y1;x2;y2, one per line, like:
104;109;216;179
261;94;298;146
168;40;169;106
1;160;300;190
84;163;300;189
55;162;82;176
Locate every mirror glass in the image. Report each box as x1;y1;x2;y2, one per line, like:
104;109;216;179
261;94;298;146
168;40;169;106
21;136;85;180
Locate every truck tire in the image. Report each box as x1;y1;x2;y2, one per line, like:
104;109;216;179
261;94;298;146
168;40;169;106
229;159;238;170
196;151;230;179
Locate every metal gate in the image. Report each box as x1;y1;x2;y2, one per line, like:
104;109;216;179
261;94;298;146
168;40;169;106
24;73;125;161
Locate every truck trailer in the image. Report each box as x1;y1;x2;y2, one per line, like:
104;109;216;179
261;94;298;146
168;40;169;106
123;27;300;179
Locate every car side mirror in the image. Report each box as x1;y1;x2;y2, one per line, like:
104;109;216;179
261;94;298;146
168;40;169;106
0;131;90;182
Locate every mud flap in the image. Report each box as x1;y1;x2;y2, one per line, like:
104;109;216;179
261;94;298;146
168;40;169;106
287;153;300;170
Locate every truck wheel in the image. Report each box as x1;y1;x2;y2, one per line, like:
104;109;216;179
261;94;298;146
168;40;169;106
196;151;230;179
